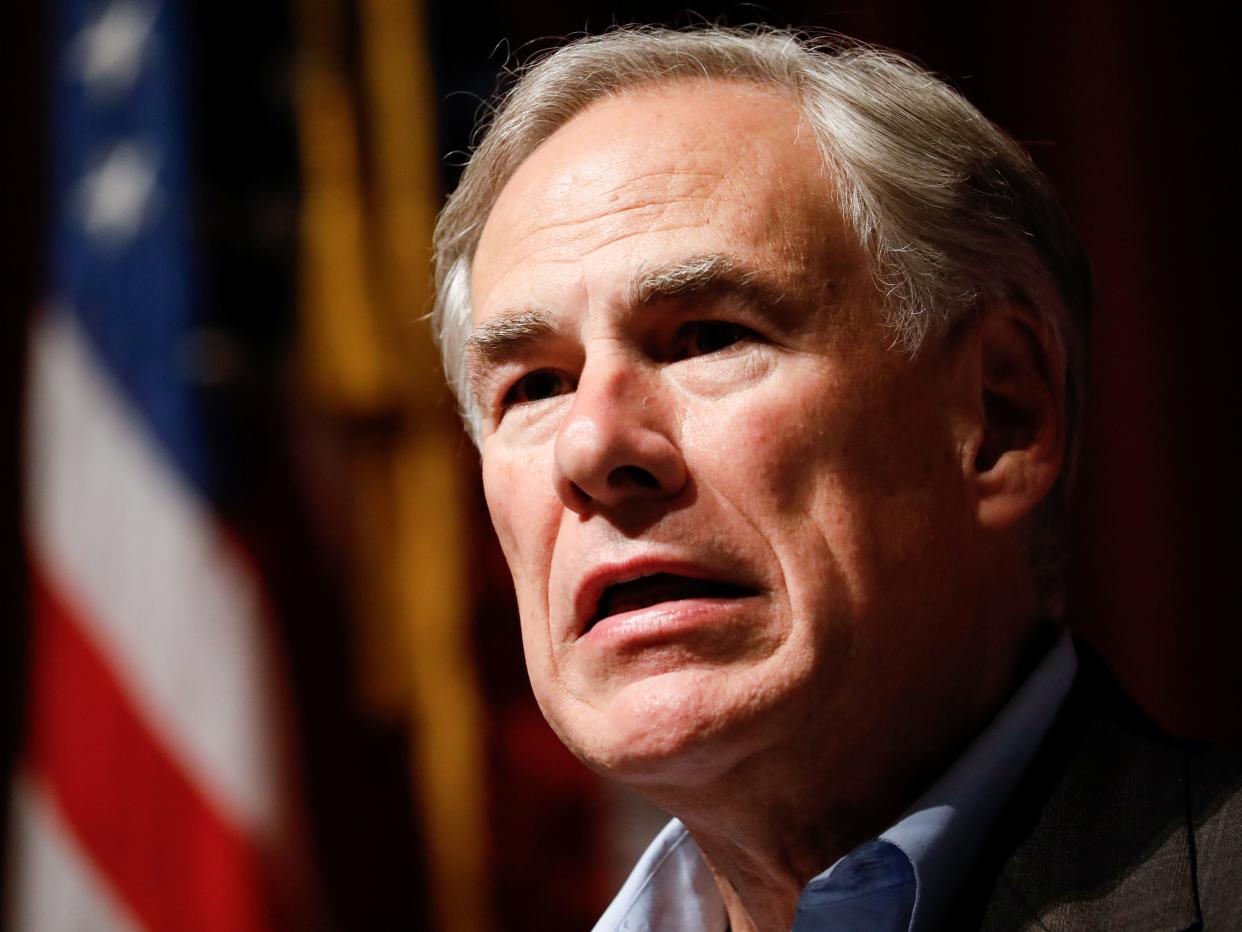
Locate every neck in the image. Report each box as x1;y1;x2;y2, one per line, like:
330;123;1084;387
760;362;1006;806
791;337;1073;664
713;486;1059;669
631;621;1054;932
655;746;938;932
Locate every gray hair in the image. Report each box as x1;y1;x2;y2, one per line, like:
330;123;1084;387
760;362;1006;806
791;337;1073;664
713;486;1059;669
431;25;1092;610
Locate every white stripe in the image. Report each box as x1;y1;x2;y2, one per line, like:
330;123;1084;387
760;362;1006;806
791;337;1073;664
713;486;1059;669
26;311;281;836
6;772;142;932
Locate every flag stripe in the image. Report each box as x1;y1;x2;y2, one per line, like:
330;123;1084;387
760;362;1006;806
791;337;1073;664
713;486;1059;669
26;566;270;932
26;311;281;836
53;0;210;493
6;774;141;932
14;0;303;926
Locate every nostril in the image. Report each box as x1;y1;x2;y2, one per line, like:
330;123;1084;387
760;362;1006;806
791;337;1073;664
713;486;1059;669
607;465;659;490
563;480;593;512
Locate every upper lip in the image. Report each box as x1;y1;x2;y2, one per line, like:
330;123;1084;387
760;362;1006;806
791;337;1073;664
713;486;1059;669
571;556;758;638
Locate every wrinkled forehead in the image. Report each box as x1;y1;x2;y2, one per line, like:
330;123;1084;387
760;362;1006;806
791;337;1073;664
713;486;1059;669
469;79;847;322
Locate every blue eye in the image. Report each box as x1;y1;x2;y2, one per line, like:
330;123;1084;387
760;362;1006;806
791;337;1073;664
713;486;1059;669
671;321;753;360
502;369;573;408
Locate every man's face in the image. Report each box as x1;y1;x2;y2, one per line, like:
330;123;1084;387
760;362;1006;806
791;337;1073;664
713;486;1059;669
468;81;982;786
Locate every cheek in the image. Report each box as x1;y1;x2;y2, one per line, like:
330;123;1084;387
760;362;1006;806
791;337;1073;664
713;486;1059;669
483;450;565;701
686;368;958;609
683;383;865;618
481;449;557;602
694;379;845;514
782;381;966;611
481;455;522;558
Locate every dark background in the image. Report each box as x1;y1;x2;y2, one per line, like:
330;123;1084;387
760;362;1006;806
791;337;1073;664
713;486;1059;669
4;2;1237;929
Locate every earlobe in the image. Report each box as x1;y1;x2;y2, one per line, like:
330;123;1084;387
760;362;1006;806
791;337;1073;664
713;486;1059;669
968;305;1067;530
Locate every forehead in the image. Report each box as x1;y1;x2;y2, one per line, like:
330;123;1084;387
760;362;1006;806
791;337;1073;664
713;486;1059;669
471;80;851;324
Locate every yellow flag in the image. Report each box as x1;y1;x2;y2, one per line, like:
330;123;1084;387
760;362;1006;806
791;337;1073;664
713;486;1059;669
293;0;488;928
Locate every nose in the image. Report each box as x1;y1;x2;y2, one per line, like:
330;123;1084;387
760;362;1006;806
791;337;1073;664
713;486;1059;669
554;359;687;514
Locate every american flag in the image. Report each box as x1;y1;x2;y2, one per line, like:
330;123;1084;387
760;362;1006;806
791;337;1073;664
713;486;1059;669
8;0;300;927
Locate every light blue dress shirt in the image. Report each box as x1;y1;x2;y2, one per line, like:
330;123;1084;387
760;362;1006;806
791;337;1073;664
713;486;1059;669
593;635;1078;932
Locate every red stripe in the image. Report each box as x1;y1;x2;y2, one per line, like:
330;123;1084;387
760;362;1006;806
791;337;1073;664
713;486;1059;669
26;565;273;932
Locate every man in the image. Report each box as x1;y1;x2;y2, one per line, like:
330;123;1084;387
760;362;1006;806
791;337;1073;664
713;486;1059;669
431;27;1241;931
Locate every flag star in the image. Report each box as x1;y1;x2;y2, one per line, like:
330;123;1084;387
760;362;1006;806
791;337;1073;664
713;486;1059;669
73;0;159;97
78;142;161;243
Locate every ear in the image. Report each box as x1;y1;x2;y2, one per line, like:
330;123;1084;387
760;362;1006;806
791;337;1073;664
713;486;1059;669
959;304;1067;531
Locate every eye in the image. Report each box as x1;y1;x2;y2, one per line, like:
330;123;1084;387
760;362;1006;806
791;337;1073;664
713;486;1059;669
501;369;574;409
671;320;755;361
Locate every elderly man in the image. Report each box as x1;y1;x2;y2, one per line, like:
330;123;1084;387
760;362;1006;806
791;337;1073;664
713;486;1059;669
431;27;1240;932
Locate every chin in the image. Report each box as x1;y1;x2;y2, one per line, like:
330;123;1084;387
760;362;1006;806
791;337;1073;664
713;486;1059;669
546;669;778;787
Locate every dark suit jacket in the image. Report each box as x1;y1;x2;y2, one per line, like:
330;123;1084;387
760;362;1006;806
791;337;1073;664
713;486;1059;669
948;647;1242;931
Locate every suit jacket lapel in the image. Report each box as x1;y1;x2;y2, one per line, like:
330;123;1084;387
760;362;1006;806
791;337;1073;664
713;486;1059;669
956;648;1201;931
987;712;1199;931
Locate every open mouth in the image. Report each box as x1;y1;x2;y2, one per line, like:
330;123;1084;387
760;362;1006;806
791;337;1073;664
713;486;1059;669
586;573;757;632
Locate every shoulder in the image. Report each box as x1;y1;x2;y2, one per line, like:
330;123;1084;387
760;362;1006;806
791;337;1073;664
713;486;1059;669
1189;741;1242;928
957;644;1242;930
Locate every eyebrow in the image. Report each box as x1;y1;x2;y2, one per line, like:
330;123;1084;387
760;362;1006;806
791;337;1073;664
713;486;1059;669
464;308;558;401
463;254;789;404
629;253;786;308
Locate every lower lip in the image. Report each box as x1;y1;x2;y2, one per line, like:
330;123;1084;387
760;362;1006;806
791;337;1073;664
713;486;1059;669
578;596;758;649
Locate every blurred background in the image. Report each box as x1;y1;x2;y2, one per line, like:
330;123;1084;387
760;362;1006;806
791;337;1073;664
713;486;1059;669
1;0;1237;929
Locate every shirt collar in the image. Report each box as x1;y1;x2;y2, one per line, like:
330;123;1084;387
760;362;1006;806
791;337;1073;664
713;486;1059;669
873;631;1077;930
593;634;1078;932
592;819;723;932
